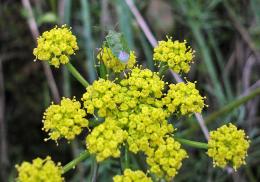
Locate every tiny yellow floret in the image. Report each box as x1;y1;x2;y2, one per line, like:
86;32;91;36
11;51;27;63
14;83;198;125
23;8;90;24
153;37;194;73
207;123;250;170
33;25;78;68
16;156;63;182
97;47;136;72
43;97;88;141
113;169;152;182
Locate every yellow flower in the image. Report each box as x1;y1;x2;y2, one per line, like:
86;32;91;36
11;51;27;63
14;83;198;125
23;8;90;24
16;156;63;182
86;117;128;162
207;123;250;170
163;82;205;115
153;37;194;73
97;47;136;72
43;97;88;141
33;25;78;68
146;137;188;181
113;169;152;182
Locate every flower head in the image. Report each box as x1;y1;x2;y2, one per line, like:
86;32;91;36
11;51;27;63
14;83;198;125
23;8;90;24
163;82;205;115
153;37;194;73
33;25;78;68
120;67;165;99
16;156;63;182
82;78;123;118
113;169;152;182
97;47;136;72
43;97;88;141
207;123;250;170
127;106;173;154
86;118;128;162
146;137;188;180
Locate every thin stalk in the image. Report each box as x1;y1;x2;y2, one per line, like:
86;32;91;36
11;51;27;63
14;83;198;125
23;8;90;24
124;146;129;169
158;63;169;77
120;146;130;171
60;0;72;97
182;88;260;136
115;0;134;49
90;158;98;182
205;88;260;124
136;28;154;71
80;0;96;82
175;137;208;149
66;63;89;87
62;151;90;174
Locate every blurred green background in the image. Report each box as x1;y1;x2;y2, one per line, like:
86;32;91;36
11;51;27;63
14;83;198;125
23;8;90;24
0;0;260;181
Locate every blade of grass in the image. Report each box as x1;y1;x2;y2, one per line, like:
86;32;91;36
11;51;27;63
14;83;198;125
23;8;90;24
59;0;71;97
115;0;134;50
182;88;260;136
80;0;96;83
136;27;154;70
175;0;226;105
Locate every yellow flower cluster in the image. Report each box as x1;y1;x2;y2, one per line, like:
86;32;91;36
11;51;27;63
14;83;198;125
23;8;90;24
113;169;152;182
43;97;88;141
97;47;136;72
82;67;189;180
86;118;128;162
16;156;63;182
207;123;250;170
127;106;173;154
120;67;165;99
153;37;194;73
163;82;205;115
146;137;188;181
33;25;78;68
82;79;123;118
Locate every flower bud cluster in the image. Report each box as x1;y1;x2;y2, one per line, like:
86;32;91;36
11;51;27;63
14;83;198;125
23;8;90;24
33;25;78;68
97;47;136;72
153;37;194;73
207;123;250;170
113;169;152;182
163;82;205;115
15;156;63;182
43;97;88;141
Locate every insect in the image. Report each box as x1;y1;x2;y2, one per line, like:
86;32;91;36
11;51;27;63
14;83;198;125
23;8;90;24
104;30;130;64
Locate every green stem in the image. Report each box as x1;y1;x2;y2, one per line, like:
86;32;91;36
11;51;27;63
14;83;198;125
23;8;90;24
66;63;89;87
124;146;129;169
90;158;98;182
62;150;90;174
181;88;260;137
205;88;260;124
158;63;169;77
175;137;208;149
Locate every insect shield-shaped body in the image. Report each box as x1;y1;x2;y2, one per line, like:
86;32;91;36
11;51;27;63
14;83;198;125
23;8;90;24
105;30;130;64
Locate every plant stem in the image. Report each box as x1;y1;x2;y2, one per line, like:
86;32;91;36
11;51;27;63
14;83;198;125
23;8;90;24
62;150;90;174
66;63;89;88
174;137;208;149
91;158;98;182
205;88;260;124
124;146;129;169
158;63;169;77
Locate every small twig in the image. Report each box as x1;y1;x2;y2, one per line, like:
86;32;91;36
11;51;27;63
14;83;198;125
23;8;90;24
21;0;60;103
124;0;157;47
